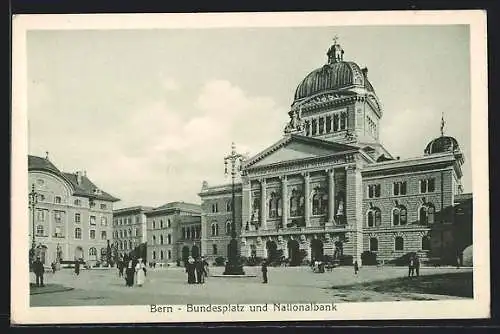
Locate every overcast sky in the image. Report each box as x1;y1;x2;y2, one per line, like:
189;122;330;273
27;25;471;209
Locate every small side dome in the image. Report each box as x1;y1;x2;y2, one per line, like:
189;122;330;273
424;136;460;155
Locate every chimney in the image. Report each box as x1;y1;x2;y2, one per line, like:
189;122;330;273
76;171;82;185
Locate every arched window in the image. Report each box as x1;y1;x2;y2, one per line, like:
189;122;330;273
367;210;375;227
226;220;231;235
152;220;156;229
160;220;163;229
167;219;171;228
152;251;156;260
119;241;123;250
226;200;232;212
369;237;378;252
211;203;218;213
312;193;320;215
128;229;132;237
160;235;164;245
419;203;435;224
160;250;164;260
55;196;62;204
421;235;431;250
129;240;133;250
252;198;260;220
89;247;97;256
167;250;172;260
152;235;156;245
395;236;404;251
392;205;407;226
211;223;218;236
167;234;171;244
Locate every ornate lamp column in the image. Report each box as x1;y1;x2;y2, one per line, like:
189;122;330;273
223;142;245;275
29;184;39;271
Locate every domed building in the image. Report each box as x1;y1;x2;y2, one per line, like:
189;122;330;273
199;39;472;266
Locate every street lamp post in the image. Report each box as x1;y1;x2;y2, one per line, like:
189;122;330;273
223;142;245;275
28;184;39;271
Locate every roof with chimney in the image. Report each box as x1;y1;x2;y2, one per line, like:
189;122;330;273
28;155;120;202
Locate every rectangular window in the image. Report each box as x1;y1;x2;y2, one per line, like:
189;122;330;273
36;209;46;222
75;228;82;239
393;181;407;196
54;226;63;238
100;203;107;210
420;178;436;193
368;184;381;198
90;215;96;226
55;196;62;204
101;216;107;226
101;231;107;240
54;211;63;224
90;229;96;239
74;199;81;206
75;213;81;223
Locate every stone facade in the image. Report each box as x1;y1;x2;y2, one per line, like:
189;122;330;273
112;206;151;259
28;155;119;266
145;202;201;265
197;39;472;266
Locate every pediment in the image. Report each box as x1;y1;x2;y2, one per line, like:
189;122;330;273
244;134;358;169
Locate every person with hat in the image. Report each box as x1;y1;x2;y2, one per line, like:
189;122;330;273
135;258;146;287
186;256;196;284
33;256;45;287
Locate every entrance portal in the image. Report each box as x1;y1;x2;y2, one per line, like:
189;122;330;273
266;240;278;264
191;245;200;258
75;246;84;261
310;238;324;262
287;239;300;266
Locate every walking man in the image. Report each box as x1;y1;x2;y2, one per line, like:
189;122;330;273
33;256;45;287
262;260;268;284
408;256;415;278
354;260;359;275
74;260;80;276
414;255;420;277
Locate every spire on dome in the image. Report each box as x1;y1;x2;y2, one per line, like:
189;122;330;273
440;112;446;137
327;35;344;64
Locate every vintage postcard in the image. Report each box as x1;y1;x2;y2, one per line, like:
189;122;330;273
11;10;489;324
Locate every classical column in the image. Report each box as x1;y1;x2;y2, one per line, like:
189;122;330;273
303;172;311;227
315;118;319;135
260;179;267;230
322;117;327;134
327;168;335;226
281;175;288;228
330;114;335;133
308;121;312;136
241;176;252;232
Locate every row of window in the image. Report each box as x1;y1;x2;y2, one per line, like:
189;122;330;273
151;234;172;245
210;221;233;236
367;178;436;199
210;200;232;213
114;216;141;226
35;225;108;240
181;226;201;240
366;203;435;227
151;219;172;229
116;239;138;251
151;249;172;261
36;195;107;210
305;111;348;137
368;235;431;252
113;228;141;239
36;210;109;226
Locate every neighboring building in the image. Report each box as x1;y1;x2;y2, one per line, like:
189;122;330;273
198;39;472;266
145;202;201;265
199;182;242;262
28;154;120;266
112;206;152;259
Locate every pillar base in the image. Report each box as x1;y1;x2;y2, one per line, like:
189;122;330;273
223;238;246;275
325;220;334;227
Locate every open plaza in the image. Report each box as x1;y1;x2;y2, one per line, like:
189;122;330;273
30;265;472;307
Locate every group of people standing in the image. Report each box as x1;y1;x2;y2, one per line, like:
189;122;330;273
408;254;421;277
185;256;209;284
117;256;147;287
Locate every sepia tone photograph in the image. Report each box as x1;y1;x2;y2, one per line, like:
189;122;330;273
11;11;489;324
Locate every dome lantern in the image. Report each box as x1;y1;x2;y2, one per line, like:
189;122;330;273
327;36;344;64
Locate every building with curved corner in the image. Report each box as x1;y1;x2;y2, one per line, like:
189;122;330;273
28;154;120;266
199;39;472;266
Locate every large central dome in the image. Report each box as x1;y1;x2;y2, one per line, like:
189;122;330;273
293;41;375;102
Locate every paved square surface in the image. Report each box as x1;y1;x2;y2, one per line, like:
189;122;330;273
30;265;472;306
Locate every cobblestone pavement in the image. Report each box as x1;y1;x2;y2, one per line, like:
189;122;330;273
30;265;472;306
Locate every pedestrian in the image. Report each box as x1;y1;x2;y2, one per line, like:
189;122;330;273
195;257;204;284
354;260;359;275
135;258;146;287
33;256;45;287
186;256;196;284
456;255;461;269
74;259;80;276
202;256;209;281
414;255;420;277
408;256;415;278
125;259;135;287
261;260;268;284
51;261;56;274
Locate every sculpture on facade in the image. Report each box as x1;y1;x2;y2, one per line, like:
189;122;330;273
284;107;305;134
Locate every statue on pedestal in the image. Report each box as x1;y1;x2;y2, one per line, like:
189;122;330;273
284;107;305;134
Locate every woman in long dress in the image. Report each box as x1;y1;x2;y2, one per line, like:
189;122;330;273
125;260;135;287
135;258;146;287
186;256;196;284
